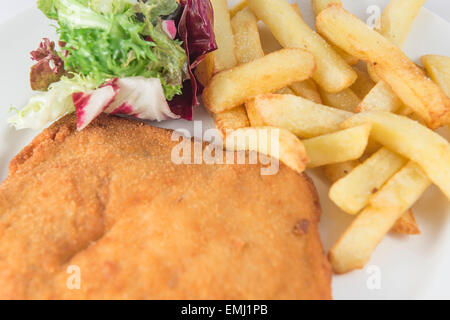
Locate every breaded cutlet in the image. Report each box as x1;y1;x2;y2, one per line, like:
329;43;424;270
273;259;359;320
0;114;331;299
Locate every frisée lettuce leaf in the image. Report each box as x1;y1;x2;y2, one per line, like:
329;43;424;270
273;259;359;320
9;74;98;130
37;0;186;101
12;0;217;130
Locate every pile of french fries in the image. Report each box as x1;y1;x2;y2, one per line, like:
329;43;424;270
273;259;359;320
198;0;450;274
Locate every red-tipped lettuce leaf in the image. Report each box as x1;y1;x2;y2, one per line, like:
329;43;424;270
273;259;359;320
169;0;217;120
73;80;119;131
30;38;65;91
73;77;180;131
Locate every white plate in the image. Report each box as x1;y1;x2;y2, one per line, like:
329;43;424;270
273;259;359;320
0;0;449;299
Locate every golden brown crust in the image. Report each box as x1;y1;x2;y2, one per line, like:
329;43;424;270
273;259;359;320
0;114;331;300
391;209;421;235
8;116;74;178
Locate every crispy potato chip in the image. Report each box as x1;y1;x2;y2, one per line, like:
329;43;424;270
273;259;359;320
324;160;360;184
367;0;425;83
213;107;250;136
245;94;352;138
365;0;424;114
329;162;431;274
194;54;215;88
275;87;295;95
342;111;450;200
203;49;315;113
290;80;322;104
311;0;342;16
230;0;249;18
231;7;265;64
303;124;371;168
324;157;420;234
422;54;450;98
369;163;431;209
329;147;407;214
319;88;361;112
316;6;450;128
310;0;358;66
224;127;309;174
391;210;421;235
212;6;268;135
248;0;357;93
378;0;427;47
356;81;404;113
195;0;237;86
208;0;238;71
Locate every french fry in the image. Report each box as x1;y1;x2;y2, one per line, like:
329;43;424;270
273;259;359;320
330;45;359;66
342;111;450;200
367;0;426;78
378;0;427;47
232;6;292;119
319;88;361;112
256;3;305;55
217;10;304;129
231;7;265;64
367;64;381;83
354;72;404;164
311;0;342;16
350;68;375;99
224;127;309;174
195;0;237;86
368;0;425;78
202;49;315;113
230;0;249;18
366;0;426;109
422;55;450;97
329;147;407;214
195;54;215;88
347;74;422;231
303;124;371;168
397;104;414;116
329;161;431;274
245;94;352;138
324;160;360;184
204;1;245;134
248;0;357;93
324;157;420;234
258;3;325;60
316;6;450;128
289;80;322;104
245;96;267;128
214;6;267;135
275;87;295;95
343;71;420;230
356;81;404;113
391;209;421;235
369;162;431;208
310;0;359;66
246;103;266;127
207;0;237;71
212;109;249;136
213;107;250;136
